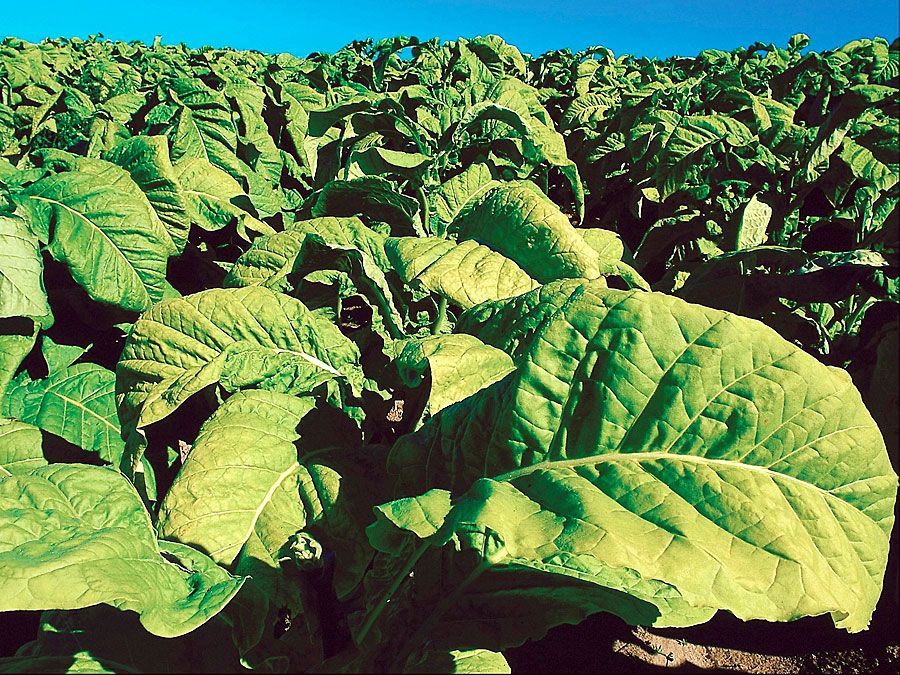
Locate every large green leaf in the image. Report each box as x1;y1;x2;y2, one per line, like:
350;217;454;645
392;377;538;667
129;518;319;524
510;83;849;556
0;213;52;327
427;163;497;234
0;464;243;637
20;154;172;312
229;215;393;280
2;361;124;465
377;281;895;653
157;390;316;566
158;390;385;665
0;323;37;406
105;135;190;253
166;78;241;180
0;418;45;475
225;81;284;184
386;236;538;309
117;286;365;428
456;80;584;220
840;136;899;192
393;334;515;418
450;182;600;283
172;157;269;234
311;177;421;232
348;147;431;180
224;218;398;334
223;226;309;289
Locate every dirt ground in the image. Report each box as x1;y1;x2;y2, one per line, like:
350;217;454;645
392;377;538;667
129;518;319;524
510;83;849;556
505;583;899;673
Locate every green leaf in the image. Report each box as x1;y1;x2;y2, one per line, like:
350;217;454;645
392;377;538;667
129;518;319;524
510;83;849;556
105;135;190;253
404;649;511;674
166;79;241;180
158;389;386;654
653;114;754;199
575;227;650;290
293;230;406;340
0;213;52;327
386;236;539;310
560;93;611;131
117;286;365;428
840;136;899;192
0;654;136;674
225;81;284;184
173;157;270;234
0;418;45;476
0;464;243;637
2;362;124;464
385;281;896;641
311;176;420;232
224;227;309;289
20;154;172;312
157;390;316;566
349;147;431;179
734;194;773;250
225;216;390;291
0;322;37;408
40;336;89;374
450;182;600;283
368;488;453;554
224;216;403;338
580;228;626;262
428;163;497;234
394;334;515;417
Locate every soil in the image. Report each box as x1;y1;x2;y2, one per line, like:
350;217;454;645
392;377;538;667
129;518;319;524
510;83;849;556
504;587;899;673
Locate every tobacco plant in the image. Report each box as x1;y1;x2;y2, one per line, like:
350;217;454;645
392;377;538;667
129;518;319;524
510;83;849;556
0;32;897;673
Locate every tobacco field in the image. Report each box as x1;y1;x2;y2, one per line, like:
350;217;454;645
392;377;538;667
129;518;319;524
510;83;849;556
0;32;898;673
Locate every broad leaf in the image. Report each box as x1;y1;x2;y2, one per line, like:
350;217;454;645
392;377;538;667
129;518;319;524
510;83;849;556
167;79;241;180
117;286;365;427
0;213;52;327
0;465;243;637
20;154;172;312
450;182;600;283
158;390;385;665
0;418;45;475
0;322;37;406
2;362;124;464
428;163;497;234
380;281;895;652
173;157;269;234
393;334;515;418
311;177;420;232
105;135;190;253
157;390;317;566
386;236;539;309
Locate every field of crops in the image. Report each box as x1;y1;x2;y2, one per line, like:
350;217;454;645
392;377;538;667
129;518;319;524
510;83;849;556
0;33;897;673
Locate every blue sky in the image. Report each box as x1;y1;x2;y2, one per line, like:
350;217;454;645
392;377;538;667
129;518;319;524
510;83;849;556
3;1;898;58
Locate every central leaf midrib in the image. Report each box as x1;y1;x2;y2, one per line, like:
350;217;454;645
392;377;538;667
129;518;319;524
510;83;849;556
495;450;869;507
210;461;301;560
44;388;118;432
30;195;138;278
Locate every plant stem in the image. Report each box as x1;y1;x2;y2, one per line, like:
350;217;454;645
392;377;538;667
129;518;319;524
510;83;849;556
432;296;448;335
354;542;429;647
